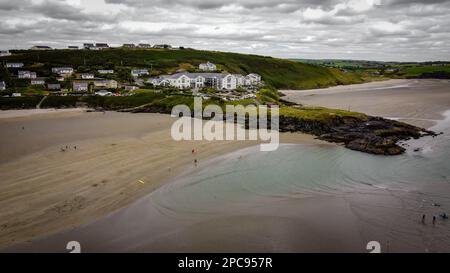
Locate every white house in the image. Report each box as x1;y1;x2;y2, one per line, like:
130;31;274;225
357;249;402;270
137;43;152;48
0;50;11;57
18;71;37;79
31;45;52;50
31;78;45;85
199;62;217;71
150;72;238;90
94;79;118;89
52;67;74;76
81;73;95;79
6;62;24;68
0;81;5;90
47;83;61;90
131;69;149;77
12;93;21;97
73;81;89;92
233;74;246;86
245;73;262;85
98;69;114;74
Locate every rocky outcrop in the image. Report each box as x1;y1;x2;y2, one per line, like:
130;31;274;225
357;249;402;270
279;115;437;155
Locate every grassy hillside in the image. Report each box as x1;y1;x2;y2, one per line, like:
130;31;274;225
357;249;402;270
2;48;364;90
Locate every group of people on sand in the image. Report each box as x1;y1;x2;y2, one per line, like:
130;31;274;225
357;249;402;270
421;202;449;226
60;145;77;153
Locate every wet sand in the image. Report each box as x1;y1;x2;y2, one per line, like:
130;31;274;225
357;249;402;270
282;79;450;129
0;110;321;249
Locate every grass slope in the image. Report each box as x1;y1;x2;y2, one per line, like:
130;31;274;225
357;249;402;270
2;48;363;90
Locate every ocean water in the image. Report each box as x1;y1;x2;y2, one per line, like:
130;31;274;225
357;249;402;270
152;111;450;217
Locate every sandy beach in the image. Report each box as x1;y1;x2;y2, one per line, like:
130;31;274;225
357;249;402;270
0;109;322;249
282;79;450;129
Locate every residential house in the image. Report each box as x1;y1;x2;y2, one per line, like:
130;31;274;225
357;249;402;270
150;72;237;90
68;46;79;50
153;44;172;49
81;73;95;79
83;43;95;49
245;73;262;85
52;67;74;76
199;62;217;71
31;45;52;50
6;62;24;68
124;85;139;91
98;69;114;74
31;78;45;85
94;79;118;89
137;43;152;48
0;50;11;57
95;43;109;49
131;69;150;77
12;93;21;97
235;74;247;86
0;81;5;90
47;83;61;90
18;71;37;79
73;81;89;92
123;44;136;48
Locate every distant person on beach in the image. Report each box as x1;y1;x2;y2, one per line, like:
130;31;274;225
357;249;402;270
22;126;24;130
194;159;198;167
422;214;426;224
192;149;196;154
433;216;436;225
74;146;77;150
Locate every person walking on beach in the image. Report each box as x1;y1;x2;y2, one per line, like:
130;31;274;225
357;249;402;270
192;148;196;154
194;159;198;167
433;216;436;225
422;214;426;224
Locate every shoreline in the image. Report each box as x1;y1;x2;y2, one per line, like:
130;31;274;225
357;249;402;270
0;110;323;249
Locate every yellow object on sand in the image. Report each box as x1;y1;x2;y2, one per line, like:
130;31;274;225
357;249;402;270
138;180;145;184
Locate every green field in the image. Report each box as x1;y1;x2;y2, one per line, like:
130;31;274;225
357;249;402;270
1;48;364;90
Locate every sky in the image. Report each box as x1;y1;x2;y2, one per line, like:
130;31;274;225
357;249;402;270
0;0;449;62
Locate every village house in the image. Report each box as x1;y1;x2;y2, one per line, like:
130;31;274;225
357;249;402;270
138;43;152;48
123;44;136;48
31;78;46;85
52;67;74;76
0;81;6;90
149;72;262;90
12;93;21;97
95;43;109;49
31;45;52;50
131;69;150;77
0;50;11;57
81;73;95;79
94;79;118;89
98;69;114;74
199;62;217;71
124;85;139;91
153;44;172;49
73;81;89;92
245;73;262;85
47;83;61;90
18;71;37;79
6;62;24;68
83;43;95;49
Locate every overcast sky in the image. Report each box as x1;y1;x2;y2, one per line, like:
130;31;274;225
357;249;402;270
0;0;449;61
